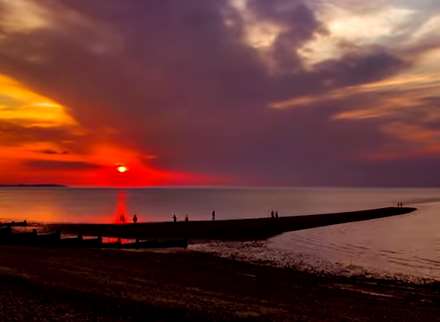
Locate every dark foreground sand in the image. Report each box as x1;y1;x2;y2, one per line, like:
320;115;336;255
1;246;440;321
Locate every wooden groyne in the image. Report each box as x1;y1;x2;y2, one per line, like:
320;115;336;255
48;207;416;242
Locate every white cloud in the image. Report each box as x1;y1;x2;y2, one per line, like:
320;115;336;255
0;0;50;33
299;4;415;67
229;0;283;49
411;15;440;43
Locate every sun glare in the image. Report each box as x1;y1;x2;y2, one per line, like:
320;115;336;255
116;165;128;173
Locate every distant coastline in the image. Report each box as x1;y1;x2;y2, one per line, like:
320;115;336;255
0;184;67;188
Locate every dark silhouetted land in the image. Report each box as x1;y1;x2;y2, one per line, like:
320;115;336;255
0;184;66;188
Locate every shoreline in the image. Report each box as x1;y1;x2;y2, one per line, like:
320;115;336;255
0;246;439;321
190;240;440;285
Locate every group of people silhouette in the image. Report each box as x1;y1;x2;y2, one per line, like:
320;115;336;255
396;201;405;208
119;209;283;224
119;213;138;224
172;213;188;222
172;210;216;223
118;211;218;224
270;210;279;219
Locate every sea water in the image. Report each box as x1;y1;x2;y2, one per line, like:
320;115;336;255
1;187;440;280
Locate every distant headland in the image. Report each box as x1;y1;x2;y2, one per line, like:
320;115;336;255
0;184;67;188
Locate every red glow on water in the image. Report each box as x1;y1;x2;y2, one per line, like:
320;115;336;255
114;191;128;224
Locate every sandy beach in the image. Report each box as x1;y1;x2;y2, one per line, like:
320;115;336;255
1;245;440;321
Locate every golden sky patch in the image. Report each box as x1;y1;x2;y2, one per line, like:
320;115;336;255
0;74;77;127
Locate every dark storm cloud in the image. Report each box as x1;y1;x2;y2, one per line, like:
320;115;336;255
246;0;325;73
313;49;407;88
0;0;438;185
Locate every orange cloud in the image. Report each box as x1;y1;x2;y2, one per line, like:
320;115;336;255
0;74;77;127
0;74;225;186
364;122;440;161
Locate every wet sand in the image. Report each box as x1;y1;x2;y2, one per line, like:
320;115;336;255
47;207;416;241
0;245;440;321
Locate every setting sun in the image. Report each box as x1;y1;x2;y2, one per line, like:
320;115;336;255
116;165;128;173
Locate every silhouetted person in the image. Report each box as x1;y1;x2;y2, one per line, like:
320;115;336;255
120;213;126;224
270;210;275;219
185;214;189;222
275;211;279;219
212;210;216;221
133;214;138;224
173;214;177;222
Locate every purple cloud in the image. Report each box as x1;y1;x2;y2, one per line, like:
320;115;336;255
0;0;439;186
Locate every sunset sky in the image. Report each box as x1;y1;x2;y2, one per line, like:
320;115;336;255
0;0;439;186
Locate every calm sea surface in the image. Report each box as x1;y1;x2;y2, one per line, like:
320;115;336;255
1;187;440;280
